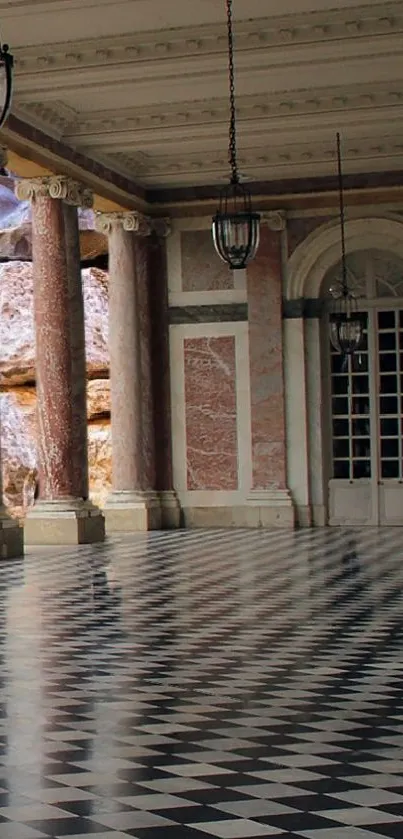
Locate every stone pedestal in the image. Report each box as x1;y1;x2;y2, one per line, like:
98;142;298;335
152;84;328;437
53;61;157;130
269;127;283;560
15;177;105;545
103;491;162;532
24;499;104;546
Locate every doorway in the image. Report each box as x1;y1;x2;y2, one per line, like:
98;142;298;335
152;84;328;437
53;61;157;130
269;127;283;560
326;249;403;525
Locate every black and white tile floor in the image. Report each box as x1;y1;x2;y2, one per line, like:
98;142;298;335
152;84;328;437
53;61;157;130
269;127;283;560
1;527;403;838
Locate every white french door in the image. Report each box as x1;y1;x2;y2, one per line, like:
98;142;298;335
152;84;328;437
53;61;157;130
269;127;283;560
329;307;403;525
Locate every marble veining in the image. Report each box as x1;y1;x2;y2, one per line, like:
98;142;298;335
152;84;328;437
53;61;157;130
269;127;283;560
247;226;287;490
184;336;238;490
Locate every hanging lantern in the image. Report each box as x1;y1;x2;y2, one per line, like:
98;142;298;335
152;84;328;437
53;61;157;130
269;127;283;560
329;133;364;363
212;0;260;269
0;37;13;130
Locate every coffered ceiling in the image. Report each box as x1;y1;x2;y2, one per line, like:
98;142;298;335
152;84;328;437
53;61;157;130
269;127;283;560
1;0;403;196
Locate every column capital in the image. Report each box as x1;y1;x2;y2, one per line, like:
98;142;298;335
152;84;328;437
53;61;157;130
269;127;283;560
95;211;171;238
260;210;287;232
14;176;93;208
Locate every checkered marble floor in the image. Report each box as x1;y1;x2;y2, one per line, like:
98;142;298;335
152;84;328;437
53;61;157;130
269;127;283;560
1;528;403;838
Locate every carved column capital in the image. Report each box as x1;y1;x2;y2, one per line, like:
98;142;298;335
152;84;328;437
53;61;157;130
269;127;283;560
14;176;93;208
260;210;287;232
95;210;152;237
95;211;171;239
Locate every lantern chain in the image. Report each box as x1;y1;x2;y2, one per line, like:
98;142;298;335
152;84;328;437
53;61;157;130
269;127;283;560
226;0;238;184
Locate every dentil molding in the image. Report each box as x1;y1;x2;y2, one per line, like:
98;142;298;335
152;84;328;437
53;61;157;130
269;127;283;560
14;176;93;208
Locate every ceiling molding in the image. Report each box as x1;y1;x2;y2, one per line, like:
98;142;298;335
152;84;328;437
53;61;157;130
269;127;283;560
13;80;403;149
12;3;403;79
59;82;403;141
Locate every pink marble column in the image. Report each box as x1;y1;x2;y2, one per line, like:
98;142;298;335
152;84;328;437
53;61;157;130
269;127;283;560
96;212;162;531
63;202;89;500
246;215;294;526
14;177;105;545
31;191;77;499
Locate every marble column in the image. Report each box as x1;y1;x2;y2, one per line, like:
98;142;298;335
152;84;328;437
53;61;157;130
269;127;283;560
148;226;180;528
246;211;295;527
95;211;161;531
14;177;105;545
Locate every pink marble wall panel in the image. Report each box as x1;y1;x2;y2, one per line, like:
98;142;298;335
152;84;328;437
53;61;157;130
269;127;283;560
181;230;233;291
135;236;155;491
287;216;331;258
184;336;238;490
247;226;286;489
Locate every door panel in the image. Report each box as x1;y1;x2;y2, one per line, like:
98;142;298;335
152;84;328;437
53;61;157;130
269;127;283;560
329;308;403;525
377;309;403;525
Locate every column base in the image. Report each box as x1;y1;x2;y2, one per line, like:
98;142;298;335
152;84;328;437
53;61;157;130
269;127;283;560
0;508;24;559
104;491;162;532
24;499;105;545
159;491;181;529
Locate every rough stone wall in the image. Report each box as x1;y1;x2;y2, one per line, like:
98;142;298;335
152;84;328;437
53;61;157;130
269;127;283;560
0;262;112;517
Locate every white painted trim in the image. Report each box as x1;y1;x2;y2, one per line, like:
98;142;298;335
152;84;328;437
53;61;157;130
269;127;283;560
169;289;247;307
283;318;310;512
286;214;403;300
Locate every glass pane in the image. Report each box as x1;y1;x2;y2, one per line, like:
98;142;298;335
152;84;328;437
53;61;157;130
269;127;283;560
352;418;370;436
381;460;399;479
333;397;349;416
353;460;371;479
380;396;398;414
333;419;349;437
378;311;396;329
379;332;396;351
333;460;350;479
352;439;370;458
400;310;403;329
381;439;399;458
382;418;398;436
352;375;369;395
399;332;403;350
333;376;349;395
333;439;350;458
380;374;397;394
351;353;368;373
352;397;370;415
331;355;345;374
379;353;397;372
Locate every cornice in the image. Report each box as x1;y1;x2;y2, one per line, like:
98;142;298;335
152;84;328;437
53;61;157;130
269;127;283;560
14;81;403;151
62;82;403;141
121;136;403;183
13;4;403;78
